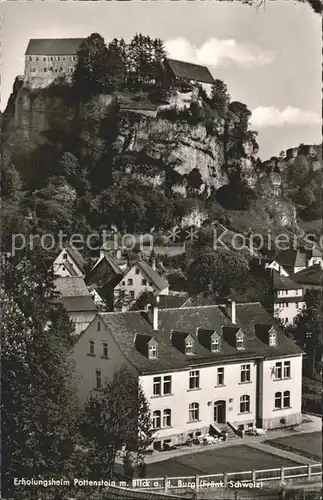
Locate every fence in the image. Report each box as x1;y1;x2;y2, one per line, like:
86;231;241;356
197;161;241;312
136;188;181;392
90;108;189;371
136;463;322;493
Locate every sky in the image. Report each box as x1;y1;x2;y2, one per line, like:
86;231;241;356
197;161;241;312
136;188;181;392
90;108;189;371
1;1;321;159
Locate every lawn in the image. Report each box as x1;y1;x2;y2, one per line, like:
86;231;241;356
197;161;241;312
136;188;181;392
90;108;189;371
265;432;322;462
145;445;299;478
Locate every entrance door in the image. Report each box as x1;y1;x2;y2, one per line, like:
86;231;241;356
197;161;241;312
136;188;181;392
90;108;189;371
214;400;226;424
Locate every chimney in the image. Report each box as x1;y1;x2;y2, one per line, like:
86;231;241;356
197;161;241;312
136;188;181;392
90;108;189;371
152;295;160;331
226;299;236;324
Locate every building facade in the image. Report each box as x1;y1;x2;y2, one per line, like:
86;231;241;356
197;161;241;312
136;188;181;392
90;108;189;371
71;300;303;448
24;38;85;88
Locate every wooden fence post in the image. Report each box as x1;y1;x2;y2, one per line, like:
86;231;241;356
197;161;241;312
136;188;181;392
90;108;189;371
307;464;312;480
252;469;256;482
280;466;285;482
223;472;228;487
164;476;168;492
195;475;200;492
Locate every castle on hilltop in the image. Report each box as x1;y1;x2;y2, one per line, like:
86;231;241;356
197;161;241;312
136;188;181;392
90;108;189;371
24;38;85;88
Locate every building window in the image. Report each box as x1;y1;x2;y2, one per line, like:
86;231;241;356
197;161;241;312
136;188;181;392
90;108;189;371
102;342;108;358
50;57;53;60
36;57;39;61
135;268;140;275
295;290;298;295
189;370;200;390
89;340;95;356
163;409;171;428
31;68;36;73
149;344;158;359
127;278;133;286
43;57;46;61
163;375;172;395
211;337;220;352
95;370;102;389
49;67;53;71
152;410;161;430
60;67;63;71
153;376;161;396
55;69;58;73
63;57;66;61
269;332;277;346
97;321;101;331
283;361;291;378
29;56;32;61
121;281;125;286
142;279;147;285
189;402;199;422
283;390;290;408
57;56;60;61
63;253;68;259
44;68;47;73
129;291;135;299
240;394;250;413
216;367;224;386
274;362;282;379
275;392;282;409
72;56;76;61
185;339;194;355
236;334;244;350
240;364;251;383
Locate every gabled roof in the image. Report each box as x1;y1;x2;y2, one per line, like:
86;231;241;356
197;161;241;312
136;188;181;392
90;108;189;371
272;271;301;291
289;265;323;287
54;277;90;297
276;249;306;269
165;58;214;84
25;38;85;56
57;260;79;277
136;261;169;292
131;291;190;310
59;296;96;313
97;302;303;374
90;251;124;276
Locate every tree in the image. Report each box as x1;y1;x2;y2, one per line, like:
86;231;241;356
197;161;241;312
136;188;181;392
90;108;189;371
73;33;110;99
292;290;322;378
210;79;231;118
187;247;249;297
289;154;310;188
2;255;81;498
81;366;154;479
186;168;203;193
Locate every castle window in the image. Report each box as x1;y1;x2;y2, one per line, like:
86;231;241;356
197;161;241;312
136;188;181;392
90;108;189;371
32;68;36;73
50;57;53;61
60;67;63;72
29;56;32;61
36;57;39;61
57;56;60;61
142;279;147;285
43;57;46;61
44;68;47;73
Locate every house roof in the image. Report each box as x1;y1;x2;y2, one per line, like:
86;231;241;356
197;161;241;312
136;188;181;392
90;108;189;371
132;291;190;310
288;265;323;287
98;302;303;374
276;249;307;269
54;277;90;297
165;58;214;84
65;246;87;272
25;38;85;56
136;261;169;292
59;296;96;313
57;260;79;277
272;271;302;291
90;251;124;276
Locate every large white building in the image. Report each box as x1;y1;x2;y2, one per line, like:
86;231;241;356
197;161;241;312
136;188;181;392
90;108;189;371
72;299;304;449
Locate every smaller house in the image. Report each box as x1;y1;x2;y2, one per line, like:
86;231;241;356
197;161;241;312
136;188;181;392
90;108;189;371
132;291;191;311
265;249;307;277
54;276;97;334
113;260;169;312
272;272;305;326
288;265;323;291
163;58;214;95
53;246;87;278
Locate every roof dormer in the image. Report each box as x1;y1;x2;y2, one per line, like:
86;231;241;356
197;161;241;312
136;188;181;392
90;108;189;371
171;330;195;355
197;328;221;352
255;324;278;347
134;334;158;359
268;326;278;347
235;329;245;350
